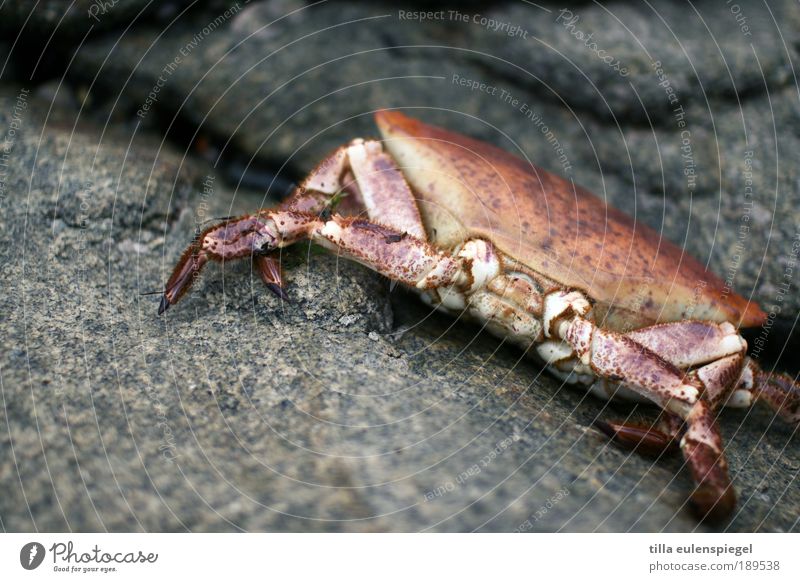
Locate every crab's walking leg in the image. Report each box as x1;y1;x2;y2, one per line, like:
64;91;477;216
734;359;800;424
159;208;463;313
266;212;461;288
548;294;736;520
160;215;269;313
161;136;433;312
593;415;682;456
620;321;800;424
346;139;428;240
160;142;369;312
159;243;209;314
594;321;749;454
254;254;288;301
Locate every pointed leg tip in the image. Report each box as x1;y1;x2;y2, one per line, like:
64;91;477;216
690;484;737;523
158;295;170;315
266;283;290;302
592;419;618;440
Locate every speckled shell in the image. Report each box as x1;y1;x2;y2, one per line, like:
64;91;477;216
375;110;765;331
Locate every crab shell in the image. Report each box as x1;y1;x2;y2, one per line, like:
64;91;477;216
374;110;766;333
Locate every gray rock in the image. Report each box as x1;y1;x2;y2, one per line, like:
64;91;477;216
69;0;497;171
472;0;800;119
1;87;798;533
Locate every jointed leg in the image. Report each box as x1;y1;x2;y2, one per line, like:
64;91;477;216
160;138;430;313
548;296;737;519
346;139;428;240
733;359;800;424
626;321;746;371
587;318;799;519
594;414;682;457
621;321;800;422
160;206;465;313
254;254;288;301
593;321;748;452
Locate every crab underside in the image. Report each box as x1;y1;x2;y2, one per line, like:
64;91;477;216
160;111;800;522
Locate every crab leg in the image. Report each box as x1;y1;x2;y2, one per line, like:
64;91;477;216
619;321;800;422
346;139;428;240
161;136;436;313
625;321;746;371
254;254;288;301
159;209;464;313
593;414;683;456
160;142;370;311
588;331;732;520
733;359;800;424
271;213;461;288
593;320;751;451
546;293;736;520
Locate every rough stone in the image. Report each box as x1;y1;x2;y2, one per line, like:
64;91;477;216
472;1;800;119
69;0;478;173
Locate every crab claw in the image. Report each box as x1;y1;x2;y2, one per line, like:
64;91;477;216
159;245;209;314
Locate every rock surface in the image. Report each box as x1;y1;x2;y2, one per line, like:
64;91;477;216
1;1;799;533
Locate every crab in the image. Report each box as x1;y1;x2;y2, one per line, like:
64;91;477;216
160;110;799;521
